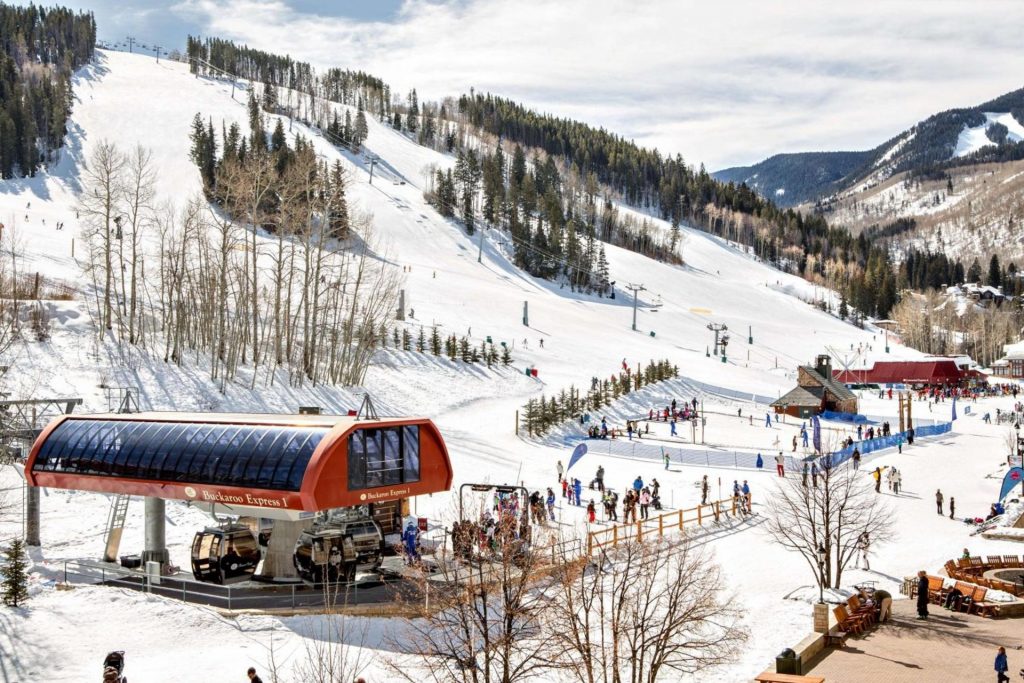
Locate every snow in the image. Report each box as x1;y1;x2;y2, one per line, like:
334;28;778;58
0;49;1021;682
775;187;785;196
954;112;1024;158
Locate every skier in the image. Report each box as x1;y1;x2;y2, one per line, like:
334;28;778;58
546;488;556;521
556;460;564;482
801;462;808;487
852;448;861;470
949;496;955;520
731;480;741;512
701;475;709;505
633;475;644;493
802;428;809;448
573;478;582;506
402;520;420;565
742;480;752;514
936;489;944;515
892;469;902;495
639;488;651;520
775;451;785;477
663;449;670;470
857;424;863;441
811;461;819;488
670;418;677;437
755;453;763;470
586;500;596;524
561;477;569;499
792;435;798;452
872;466;882;493
765;412;772;427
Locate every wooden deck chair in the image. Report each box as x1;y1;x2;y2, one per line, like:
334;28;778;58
833;604;866;635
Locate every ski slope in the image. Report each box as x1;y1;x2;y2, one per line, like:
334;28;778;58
954;111;1024;157
2;49;1019;683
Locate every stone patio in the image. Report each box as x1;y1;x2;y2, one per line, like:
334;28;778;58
803;599;1024;682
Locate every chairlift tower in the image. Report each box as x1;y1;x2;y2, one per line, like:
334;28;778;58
626;283;646;331
707;323;728;356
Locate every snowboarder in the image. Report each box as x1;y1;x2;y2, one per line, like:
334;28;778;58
701;475;709;505
949;496;955;520
936;489;944;515
556;460;564;482
775;452;785;477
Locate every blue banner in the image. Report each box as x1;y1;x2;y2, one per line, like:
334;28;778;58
951;396;957;422
567;443;588;471
999;467;1023;501
812;415;822;454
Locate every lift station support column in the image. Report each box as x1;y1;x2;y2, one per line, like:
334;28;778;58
25;485;40;546
142;497;170;565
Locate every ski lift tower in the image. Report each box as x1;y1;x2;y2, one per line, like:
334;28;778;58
707;323;728;356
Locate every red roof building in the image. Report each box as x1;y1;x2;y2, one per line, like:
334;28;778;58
834;360;968;387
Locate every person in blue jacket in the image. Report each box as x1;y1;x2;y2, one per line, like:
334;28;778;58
402;521;420;565
572;478;582;506
765;412;772;427
755;453;763;470
995;645;1008;683
633;476;644;493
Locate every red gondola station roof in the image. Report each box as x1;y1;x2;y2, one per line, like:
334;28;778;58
25;413;453;519
834;360;969;387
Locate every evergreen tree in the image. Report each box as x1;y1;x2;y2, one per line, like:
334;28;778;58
261;80;277;112
501;343;512;366
430;326;442;355
416;326;426;353
1;538;29;607
401;328;411;351
405;88;419;133
839;296;849;320
967;258;983;283
352;109;368;149
988;254;1002;288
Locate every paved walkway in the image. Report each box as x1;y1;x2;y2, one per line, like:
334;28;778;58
804;599;1024;682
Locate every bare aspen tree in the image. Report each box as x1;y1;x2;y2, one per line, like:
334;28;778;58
118;144;156;344
550;538;746;683
387;532;560;683
764;448;893;592
79;140;125;335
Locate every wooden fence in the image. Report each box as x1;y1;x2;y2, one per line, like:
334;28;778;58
586;497;738;555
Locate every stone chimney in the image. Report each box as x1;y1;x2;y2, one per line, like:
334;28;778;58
815;354;832;378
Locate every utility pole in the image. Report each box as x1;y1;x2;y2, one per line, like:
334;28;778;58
126;36;136;53
626;283;646;331
477;223;485;263
152;44;163;63
368;156;378;184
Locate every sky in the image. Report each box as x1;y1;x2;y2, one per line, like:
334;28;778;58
32;0;1024;169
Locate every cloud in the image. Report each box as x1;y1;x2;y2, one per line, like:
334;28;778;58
173;0;1024;169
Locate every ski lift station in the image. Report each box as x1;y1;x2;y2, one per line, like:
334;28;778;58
24;411;453;590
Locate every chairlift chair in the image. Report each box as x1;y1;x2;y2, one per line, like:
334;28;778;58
190;523;262;585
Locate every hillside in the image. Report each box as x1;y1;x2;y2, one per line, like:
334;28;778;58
0;48;950;683
713;85;1024;208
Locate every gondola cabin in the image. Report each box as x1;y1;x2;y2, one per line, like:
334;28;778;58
191;524;262;584
293;517;385;583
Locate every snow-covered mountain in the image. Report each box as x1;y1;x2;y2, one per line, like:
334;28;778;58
714;85;1024;208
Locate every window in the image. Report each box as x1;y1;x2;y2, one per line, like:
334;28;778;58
347;425;421;490
33;419;327;491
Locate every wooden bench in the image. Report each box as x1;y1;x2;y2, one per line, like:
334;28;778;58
823;630;848;648
755;672;825;683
